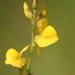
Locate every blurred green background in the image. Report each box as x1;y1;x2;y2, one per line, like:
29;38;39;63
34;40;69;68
0;0;75;75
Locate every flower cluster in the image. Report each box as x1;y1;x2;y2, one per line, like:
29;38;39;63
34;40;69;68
4;0;59;75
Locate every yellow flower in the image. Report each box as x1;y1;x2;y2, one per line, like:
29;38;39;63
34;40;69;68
35;26;59;47
5;45;30;68
23;2;32;19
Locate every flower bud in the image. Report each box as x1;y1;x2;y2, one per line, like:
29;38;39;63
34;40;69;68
32;0;38;10
23;2;33;19
39;6;46;18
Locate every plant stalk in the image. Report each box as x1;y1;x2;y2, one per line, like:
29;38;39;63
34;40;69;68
26;10;36;75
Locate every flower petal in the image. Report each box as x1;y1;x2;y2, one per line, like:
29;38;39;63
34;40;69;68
20;45;30;56
5;48;19;62
37;18;48;34
35;35;59;47
41;25;58;38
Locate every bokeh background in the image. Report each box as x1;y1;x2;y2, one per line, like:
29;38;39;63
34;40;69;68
0;0;75;75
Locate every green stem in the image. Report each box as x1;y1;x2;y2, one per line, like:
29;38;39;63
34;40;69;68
26;31;35;75
26;10;36;75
